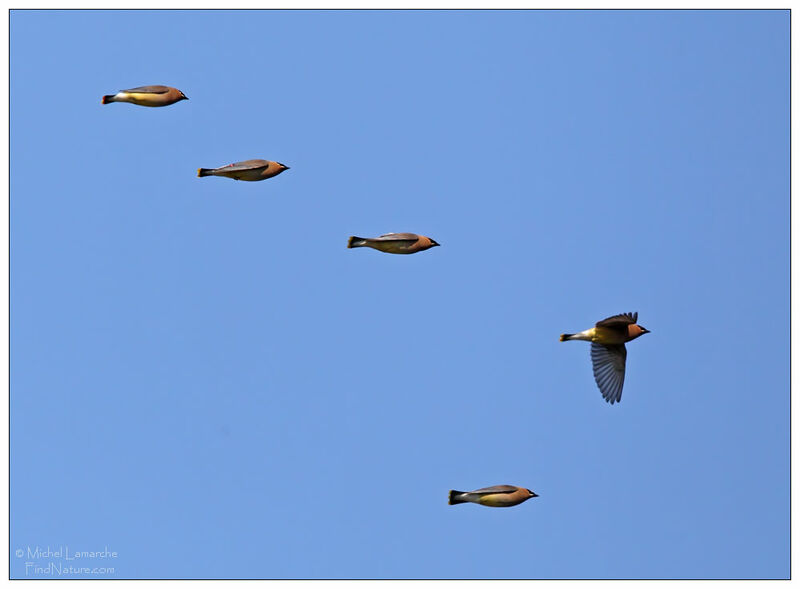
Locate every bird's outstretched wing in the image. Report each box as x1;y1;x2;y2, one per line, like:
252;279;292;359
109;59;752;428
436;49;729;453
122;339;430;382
121;85;170;94
591;343;627;404
595;312;639;336
596;312;638;328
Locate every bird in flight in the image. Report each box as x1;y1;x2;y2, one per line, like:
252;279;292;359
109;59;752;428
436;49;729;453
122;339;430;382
347;233;440;255
197;159;290;182
101;85;188;107
560;312;650;404
448;485;538;508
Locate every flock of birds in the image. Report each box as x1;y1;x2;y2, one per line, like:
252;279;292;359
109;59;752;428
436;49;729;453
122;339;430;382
102;83;651;510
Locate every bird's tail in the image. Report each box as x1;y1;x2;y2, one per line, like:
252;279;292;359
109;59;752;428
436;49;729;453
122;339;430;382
448;490;467;505
101;95;116;105
347;236;368;248
197;168;214;178
559;333;574;342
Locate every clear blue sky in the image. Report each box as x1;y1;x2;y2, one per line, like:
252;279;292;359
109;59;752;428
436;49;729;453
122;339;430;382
10;10;788;579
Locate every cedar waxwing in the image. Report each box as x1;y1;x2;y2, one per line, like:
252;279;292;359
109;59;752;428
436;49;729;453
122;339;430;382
197;160;290;182
448;485;538;508
347;233;440;255
560;312;650;404
101;85;188;107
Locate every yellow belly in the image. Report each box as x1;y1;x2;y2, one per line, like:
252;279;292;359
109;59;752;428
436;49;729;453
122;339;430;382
124;92;166;107
222;168;273;181
478;493;519;507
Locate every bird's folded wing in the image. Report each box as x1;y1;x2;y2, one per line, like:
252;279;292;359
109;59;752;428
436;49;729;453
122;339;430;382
376;233;419;241
121;85;171;94
219;160;270;172
471;485;518;495
595;312;638;329
591;343;627;404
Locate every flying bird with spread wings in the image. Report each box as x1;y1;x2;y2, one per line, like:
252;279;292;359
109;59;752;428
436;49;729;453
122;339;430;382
560;312;650;404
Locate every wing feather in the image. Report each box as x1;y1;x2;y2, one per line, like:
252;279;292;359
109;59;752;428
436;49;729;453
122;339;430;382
590;343;627;404
121;85;171;94
216;159;270;173
595;312;638;336
471;485;518;495
596;312;638;328
376;233;421;241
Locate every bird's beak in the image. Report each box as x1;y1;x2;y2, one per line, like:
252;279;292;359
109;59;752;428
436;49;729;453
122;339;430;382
433;242;441;247
531;492;539;497
642;327;651;334
284;166;291;170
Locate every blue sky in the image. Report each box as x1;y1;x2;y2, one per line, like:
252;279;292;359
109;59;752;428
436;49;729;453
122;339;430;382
10;9;788;579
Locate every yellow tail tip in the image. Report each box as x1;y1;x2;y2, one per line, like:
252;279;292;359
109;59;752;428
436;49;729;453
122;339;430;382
559;334;568;342
197;168;203;177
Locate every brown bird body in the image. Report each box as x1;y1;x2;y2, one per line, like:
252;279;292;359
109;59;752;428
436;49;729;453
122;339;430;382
448;485;538;508
197;160;290;182
347;233;440;255
101;85;188;107
560;312;650;404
